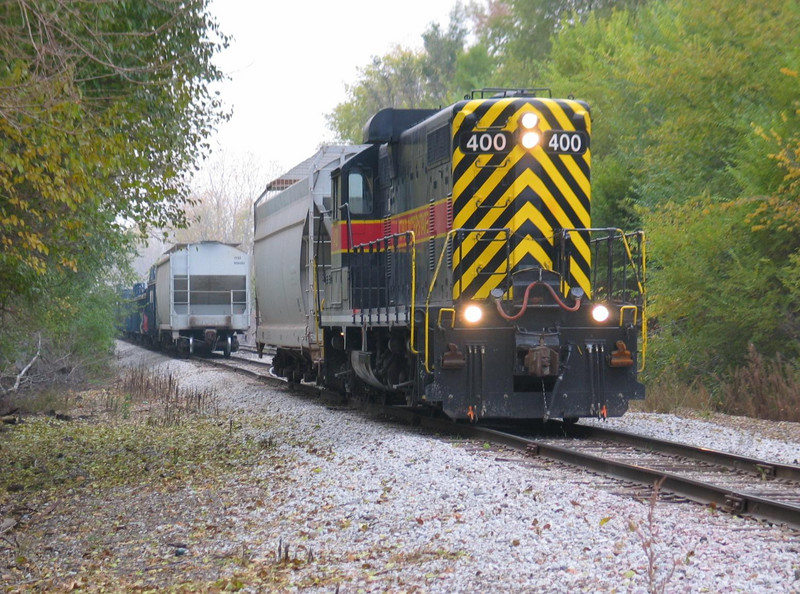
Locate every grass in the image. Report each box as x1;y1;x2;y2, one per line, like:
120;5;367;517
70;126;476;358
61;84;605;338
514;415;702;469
0;366;271;499
639;346;800;423
717;345;800;422
634;373;714;415
0;366;301;591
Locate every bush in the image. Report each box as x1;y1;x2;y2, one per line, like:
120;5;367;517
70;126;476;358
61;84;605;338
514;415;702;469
717;345;800;422
643;196;798;385
0;281;122;402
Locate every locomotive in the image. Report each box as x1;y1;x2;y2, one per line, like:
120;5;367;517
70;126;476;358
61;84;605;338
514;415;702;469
121;241;250;357
254;89;646;422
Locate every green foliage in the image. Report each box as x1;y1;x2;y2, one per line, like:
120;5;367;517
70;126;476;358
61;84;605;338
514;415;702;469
533;0;800;401
473;0;645;84
0;249;134;393
327;49;428;143
453;42;497;94
539;0;800;218
627;0;799;207
642;197;796;383
0;0;227;293
0;0;227;392
421;10;470;103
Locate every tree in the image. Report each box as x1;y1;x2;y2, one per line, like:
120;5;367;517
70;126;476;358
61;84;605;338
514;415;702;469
472;0;645;84
173;152;282;251
0;0;228;393
627;0;799;207
420;5;470;104
547;0;800;388
327;49;428;143
643;196;794;383
0;0;228;302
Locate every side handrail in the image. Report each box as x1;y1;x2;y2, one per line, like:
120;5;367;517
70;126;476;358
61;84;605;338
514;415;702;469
563;227;647;372
350;231;418;353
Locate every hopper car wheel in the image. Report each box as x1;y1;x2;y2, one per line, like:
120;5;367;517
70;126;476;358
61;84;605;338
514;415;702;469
177;338;190;359
223;337;231;358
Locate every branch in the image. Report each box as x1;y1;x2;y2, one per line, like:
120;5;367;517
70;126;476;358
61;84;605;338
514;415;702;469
11;332;41;393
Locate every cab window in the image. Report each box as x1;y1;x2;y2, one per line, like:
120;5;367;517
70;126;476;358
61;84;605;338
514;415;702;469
348;170;372;215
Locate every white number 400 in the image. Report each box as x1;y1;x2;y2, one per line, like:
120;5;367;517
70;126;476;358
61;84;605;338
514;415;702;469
545;131;587;155
462;132;510;153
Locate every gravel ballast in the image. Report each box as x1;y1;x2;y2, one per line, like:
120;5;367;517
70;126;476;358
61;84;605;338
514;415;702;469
47;343;800;591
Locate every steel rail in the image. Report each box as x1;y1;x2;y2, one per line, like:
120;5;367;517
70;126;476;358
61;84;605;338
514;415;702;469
414;418;800;529
184;348;800;529
566;423;800;482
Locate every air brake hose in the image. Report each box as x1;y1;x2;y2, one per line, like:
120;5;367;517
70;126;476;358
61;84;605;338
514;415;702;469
493;281;581;321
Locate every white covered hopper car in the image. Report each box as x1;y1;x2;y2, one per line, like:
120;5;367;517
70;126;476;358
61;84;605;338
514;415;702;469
128;241;251;357
253;146;365;380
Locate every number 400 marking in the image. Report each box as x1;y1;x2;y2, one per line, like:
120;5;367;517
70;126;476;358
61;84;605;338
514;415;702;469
544;131;587;155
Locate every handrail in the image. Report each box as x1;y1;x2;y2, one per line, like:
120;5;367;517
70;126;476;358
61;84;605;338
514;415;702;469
424;226;647;373
407;232;418;355
562;227;647;372
424;227;513;373
350;231;417;352
425;230;458;373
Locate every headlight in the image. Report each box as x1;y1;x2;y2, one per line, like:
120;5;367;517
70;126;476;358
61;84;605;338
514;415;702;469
591;304;610;323
520;112;539;129
463;304;483;324
521;131;540;149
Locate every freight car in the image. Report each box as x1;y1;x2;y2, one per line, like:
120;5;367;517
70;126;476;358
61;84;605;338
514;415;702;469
122;241;250;357
254;89;646;422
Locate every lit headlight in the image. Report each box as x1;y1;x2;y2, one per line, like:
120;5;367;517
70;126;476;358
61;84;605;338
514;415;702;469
463;304;483;324
591;304;610;323
520;112;539;129
521;131;540;149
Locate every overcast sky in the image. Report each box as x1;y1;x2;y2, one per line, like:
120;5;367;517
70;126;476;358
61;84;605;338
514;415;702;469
206;0;460;177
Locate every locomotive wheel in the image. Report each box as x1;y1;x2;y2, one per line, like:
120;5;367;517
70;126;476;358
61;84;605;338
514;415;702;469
223;338;231;358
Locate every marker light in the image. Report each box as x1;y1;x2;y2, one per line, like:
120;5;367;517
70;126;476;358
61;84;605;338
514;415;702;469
591;304;610;323
521;131;540;149
464;304;483;324
520;112;539;129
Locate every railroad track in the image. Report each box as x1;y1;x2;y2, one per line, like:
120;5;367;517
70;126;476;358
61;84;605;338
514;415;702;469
420;419;800;529
195;348;800;529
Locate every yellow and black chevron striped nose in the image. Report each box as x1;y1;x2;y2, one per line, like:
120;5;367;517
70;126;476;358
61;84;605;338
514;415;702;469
451;97;592;301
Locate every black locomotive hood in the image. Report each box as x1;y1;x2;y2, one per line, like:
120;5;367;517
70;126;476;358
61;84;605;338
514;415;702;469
362;108;438;144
